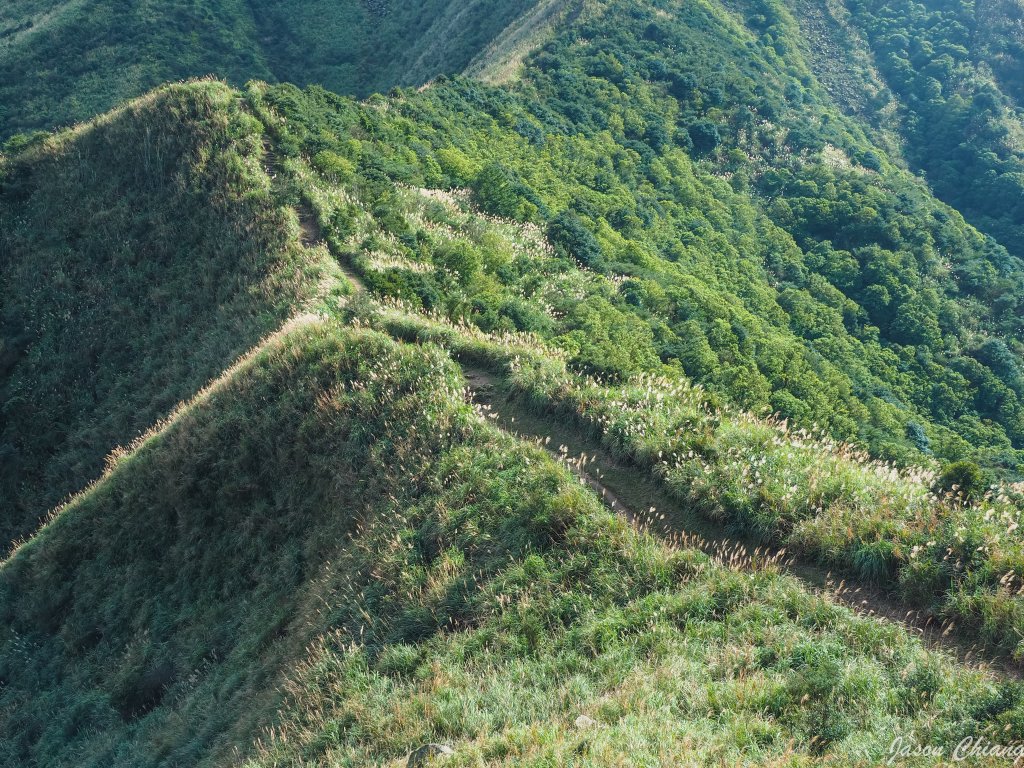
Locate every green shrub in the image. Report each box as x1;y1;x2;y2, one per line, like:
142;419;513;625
937;461;987;501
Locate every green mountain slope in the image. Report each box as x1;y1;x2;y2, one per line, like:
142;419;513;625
0;80;340;548
241;0;1024;477
5;1;1024;764
0;0;540;138
3;74;1024;764
2;317;1020;767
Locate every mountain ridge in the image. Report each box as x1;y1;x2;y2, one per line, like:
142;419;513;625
5;2;1024;764
0;80;343;548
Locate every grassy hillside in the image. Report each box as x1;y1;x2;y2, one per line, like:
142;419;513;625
321;174;1024;661
6;1;1024;764
0;80;341;548
190;68;1024;658
246;59;1024;654
375;301;1024;658
1;75;1024;766
0;0;540;138
2;319;1022;767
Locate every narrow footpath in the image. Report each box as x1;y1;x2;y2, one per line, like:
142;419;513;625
462;364;1021;680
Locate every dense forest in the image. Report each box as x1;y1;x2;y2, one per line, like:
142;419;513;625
846;0;1024;259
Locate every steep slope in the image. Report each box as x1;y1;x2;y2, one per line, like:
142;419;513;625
0;0;541;138
0;321;473;766
381;302;1024;658
464;0;580;86
1;319;1021;767
0;80;341;548
250;0;542;98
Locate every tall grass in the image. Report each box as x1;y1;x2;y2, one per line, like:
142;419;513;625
2;318;1021;766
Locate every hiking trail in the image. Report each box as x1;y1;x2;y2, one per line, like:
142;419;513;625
461;364;1022;679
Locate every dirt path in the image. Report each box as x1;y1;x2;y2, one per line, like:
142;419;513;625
257;131;367;294
462;364;1021;679
298;206;366;294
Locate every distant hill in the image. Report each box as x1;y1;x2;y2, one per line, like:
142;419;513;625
0;0;540;137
